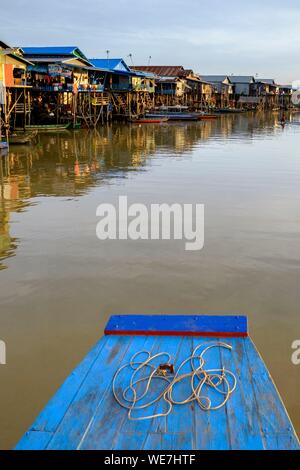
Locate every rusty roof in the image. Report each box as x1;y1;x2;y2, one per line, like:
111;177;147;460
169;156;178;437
131;66;186;77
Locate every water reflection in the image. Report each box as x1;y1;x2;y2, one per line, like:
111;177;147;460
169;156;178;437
1;110;300;448
0;111;294;270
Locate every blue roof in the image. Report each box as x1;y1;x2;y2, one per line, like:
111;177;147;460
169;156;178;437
22;46;91;65
89;58;131;73
89;59;155;78
23;46;78;55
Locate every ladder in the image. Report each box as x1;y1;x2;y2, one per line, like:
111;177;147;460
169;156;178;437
111;93;129;115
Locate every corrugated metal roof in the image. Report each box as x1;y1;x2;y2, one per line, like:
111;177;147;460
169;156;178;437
200;75;231;84
131;66;186;77
23;46;80;56
130;69;157;78
22;46;91;65
0;47;33;66
89;59;154;78
157;77;178;83
255;78;276;85
24;57;67;63
229;76;255;84
89;58;131;72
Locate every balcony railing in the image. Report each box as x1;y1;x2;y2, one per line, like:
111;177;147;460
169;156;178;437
157;89;176;95
28;84;105;93
79;84;105;92
111;84;132;91
132;84;155;93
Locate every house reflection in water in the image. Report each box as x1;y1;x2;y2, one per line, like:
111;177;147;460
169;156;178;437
0;159;30;269
0;113;283;269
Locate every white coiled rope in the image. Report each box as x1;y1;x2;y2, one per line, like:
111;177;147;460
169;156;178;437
112;342;237;420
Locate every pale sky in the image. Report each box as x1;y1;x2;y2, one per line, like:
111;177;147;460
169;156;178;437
1;0;299;84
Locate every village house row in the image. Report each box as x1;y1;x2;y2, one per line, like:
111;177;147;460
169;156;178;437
0;40;293;129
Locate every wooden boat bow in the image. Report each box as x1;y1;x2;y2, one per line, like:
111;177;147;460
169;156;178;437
15;315;300;450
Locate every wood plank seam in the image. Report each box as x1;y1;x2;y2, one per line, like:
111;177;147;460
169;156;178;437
35;337;109;434
46;336;133;449
75;336;140;450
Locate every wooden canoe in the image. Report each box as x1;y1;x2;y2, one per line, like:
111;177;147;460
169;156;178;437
198;114;218;120
25;124;71;132
15;315;300;450
129;118;169;124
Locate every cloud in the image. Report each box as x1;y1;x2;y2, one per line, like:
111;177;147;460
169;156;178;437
1;0;299;82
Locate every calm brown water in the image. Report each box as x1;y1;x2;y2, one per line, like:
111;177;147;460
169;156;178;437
0;112;300;449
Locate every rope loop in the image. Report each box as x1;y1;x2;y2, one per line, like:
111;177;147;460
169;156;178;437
113;342;237;420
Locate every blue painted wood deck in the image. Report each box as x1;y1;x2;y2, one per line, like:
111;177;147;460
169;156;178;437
15;315;300;450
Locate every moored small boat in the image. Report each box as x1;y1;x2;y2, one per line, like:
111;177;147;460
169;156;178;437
129;117;169;124
25;123;71;132
215;108;247;114
15;314;300;450
147;105;200;121
9;131;38;145
146;113;199;121
197;113;218;120
0;141;9;149
0;141;9;156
